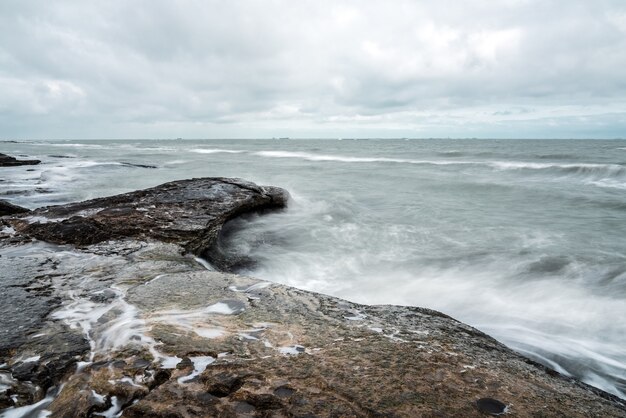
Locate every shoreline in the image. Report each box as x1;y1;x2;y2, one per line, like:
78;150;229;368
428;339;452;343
1;177;625;416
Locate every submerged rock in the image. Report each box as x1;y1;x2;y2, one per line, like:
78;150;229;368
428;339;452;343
0;152;41;166
0;178;625;417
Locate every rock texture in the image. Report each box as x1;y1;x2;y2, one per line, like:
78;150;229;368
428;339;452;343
0;152;41;166
11;177;288;270
0;178;625;417
0;199;30;216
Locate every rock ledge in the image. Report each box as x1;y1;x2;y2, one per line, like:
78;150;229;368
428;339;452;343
0;152;41;166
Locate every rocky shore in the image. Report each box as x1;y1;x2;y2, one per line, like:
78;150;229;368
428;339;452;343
0;178;625;417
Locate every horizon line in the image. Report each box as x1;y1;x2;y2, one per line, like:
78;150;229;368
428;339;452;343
2;137;625;141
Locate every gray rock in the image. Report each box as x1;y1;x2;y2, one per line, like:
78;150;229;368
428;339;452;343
0;153;40;166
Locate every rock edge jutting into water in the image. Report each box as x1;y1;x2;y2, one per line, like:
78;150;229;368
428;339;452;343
0;178;625;417
0;152;41;167
0;199;30;217
10;177;288;270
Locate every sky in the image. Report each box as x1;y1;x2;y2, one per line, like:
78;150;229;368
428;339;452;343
1;0;626;139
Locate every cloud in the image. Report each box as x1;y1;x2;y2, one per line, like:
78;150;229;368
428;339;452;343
0;0;625;138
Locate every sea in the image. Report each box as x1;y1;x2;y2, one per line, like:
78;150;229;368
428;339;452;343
2;138;626;398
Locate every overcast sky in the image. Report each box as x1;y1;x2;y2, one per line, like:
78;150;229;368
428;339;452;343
1;0;626;139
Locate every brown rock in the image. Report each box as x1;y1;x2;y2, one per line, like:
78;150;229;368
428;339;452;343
10;177;289;269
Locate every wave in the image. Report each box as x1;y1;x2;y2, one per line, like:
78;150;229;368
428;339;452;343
33;142;176;152
533;153;579;160
190;148;245;154
116;144;176;152
36;143;108;149
436;150;465;157
491;161;626;178
254;151;626;180
253;150;468;166
586;179;626;190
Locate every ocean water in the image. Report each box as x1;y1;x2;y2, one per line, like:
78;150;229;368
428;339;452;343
2;138;626;398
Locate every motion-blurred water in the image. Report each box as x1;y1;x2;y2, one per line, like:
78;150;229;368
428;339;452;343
2;138;626;398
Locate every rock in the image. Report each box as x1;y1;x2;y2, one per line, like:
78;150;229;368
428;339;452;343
11;361;40;381
0;252;63;356
0;153;40;166
204;370;251;398
476;397;508;415
1;178;625;417
120;162;158;169
9;177;289;270
0;199;30;216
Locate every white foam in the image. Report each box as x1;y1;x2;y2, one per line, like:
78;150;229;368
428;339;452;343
193;257;214;270
253;150;465;166
91;390;106;405
205;302;240;315
51;287;159;364
160;356;182;369
194;328;225;339
93;396;122;418
190;148;245;154
344;310;367;321
0;226;15;235
24;216;66;224
0;372;16;393
0;386;62;418
177;356;215;384
586;179;626;190
229;282;272;293
164;159;188;165
149;305;230;340
278;345;306;355
38;143;107;149
118;377;143;388
490;161;625;171
75;361;92;372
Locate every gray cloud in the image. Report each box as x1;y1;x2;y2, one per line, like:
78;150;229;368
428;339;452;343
1;0;625;138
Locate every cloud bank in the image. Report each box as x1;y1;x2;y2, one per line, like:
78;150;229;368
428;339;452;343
1;0;625;138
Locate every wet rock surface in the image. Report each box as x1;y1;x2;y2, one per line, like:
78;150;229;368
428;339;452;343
0;178;625;417
10;177;288;270
0;152;41;167
0;199;30;216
